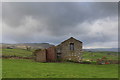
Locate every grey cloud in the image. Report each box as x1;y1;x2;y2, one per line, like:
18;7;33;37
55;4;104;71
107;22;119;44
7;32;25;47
2;2;118;48
3;2;117;27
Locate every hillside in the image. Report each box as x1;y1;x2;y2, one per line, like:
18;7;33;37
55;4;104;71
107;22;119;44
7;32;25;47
83;48;119;52
1;43;119;52
1;43;54;49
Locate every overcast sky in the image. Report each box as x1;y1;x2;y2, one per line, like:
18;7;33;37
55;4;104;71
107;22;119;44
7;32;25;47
2;2;118;48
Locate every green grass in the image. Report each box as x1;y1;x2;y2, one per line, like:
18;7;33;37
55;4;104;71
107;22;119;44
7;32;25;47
83;51;118;60
0;59;2;79
2;59;118;78
1;49;33;57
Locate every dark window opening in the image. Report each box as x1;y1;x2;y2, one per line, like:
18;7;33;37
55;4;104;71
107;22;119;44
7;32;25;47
57;53;61;60
70;43;74;51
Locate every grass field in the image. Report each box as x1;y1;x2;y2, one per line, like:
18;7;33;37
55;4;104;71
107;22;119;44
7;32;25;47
2;59;118;78
0;59;1;79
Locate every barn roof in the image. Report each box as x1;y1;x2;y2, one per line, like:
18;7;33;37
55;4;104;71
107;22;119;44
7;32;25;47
57;37;82;46
64;37;82;43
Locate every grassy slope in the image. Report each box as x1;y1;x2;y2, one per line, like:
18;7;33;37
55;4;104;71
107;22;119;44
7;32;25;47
2;49;33;57
83;51;118;60
2;59;118;78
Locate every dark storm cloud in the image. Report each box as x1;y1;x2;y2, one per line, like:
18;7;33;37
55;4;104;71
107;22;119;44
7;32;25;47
3;2;117;27
2;2;118;48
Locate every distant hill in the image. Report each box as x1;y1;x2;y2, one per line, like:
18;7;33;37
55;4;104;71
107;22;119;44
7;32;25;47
84;48;119;52
1;43;54;49
1;43;119;52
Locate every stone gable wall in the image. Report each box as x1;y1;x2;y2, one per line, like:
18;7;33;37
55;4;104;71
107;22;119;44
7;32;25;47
56;38;82;62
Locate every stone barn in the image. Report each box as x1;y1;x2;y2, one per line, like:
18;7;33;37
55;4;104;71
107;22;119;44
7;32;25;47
34;37;83;62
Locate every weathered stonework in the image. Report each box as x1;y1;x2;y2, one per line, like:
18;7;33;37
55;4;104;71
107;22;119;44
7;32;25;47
34;49;47;62
56;37;82;62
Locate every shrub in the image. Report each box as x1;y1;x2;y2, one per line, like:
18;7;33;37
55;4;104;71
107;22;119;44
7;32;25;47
91;61;97;64
96;56;110;65
80;61;91;64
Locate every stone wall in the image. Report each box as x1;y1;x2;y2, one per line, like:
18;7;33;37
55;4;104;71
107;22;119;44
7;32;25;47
33;37;83;62
34;49;47;62
109;60;120;64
